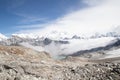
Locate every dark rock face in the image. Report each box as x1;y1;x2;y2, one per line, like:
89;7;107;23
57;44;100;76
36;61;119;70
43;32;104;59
43;38;52;45
54;40;69;44
72;35;81;39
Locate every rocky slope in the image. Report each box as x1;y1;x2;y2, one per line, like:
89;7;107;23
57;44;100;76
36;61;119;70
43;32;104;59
0;45;120;80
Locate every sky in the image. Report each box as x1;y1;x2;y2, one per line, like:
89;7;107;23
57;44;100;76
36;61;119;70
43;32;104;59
0;0;86;35
0;0;120;36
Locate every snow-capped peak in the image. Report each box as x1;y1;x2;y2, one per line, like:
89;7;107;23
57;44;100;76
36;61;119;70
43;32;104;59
12;31;73;40
12;33;39;39
0;33;7;41
10;25;120;40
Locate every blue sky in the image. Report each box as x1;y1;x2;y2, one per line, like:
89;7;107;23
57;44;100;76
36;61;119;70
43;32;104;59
1;0;120;36
0;0;87;35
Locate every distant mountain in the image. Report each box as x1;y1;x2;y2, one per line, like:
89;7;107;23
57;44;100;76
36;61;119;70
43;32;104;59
0;33;7;41
7;33;119;41
0;27;120;59
0;34;118;59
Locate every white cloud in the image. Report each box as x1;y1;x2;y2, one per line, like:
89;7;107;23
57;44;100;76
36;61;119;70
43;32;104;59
14;12;48;24
17;0;120;36
82;0;105;6
20;17;47;24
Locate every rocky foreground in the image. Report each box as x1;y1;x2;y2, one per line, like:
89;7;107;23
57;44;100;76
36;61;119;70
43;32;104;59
0;45;120;80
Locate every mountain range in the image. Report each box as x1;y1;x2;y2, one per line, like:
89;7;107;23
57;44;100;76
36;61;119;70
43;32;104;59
0;28;120;59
